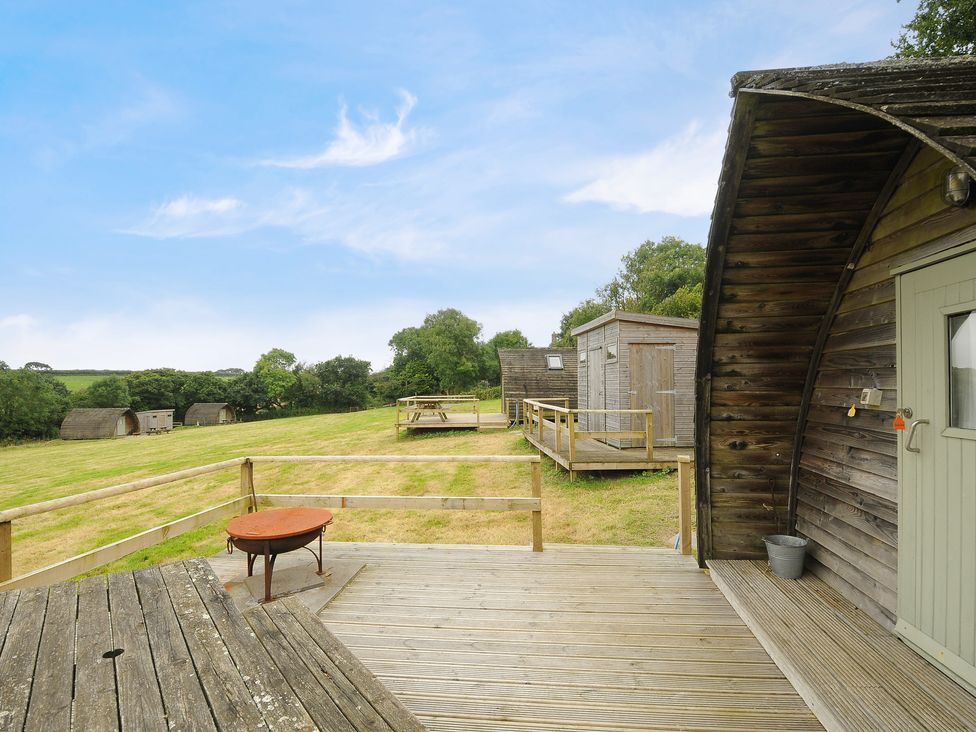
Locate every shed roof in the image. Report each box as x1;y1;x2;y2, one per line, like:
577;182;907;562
60;408;138;439
571;310;699;337
497;347;577;367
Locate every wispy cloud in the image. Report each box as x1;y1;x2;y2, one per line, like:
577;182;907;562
123;195;246;239
565;121;726;217
263;90;421;168
0;314;37;330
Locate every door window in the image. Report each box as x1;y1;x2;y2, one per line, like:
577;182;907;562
949;311;976;429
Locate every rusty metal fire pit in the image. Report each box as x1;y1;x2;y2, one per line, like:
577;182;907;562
226;507;334;602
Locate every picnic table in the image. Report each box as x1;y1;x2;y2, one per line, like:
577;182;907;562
0;558;427;731
409;399;448;422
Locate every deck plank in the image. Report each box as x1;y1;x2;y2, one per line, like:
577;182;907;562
182;558;316;731
25;582;77;732
0;586;48;731
133;566;217;732
316;543;822;732
73;576;119;732
0;588;20;657
160;562;269;730
708;559;976;732
107;571;168;731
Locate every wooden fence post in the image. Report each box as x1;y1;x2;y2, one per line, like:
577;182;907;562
677;455;692;555
645;411;655;462
240;459;255;514
530;461;543;552
0;521;11;582
395;400;401;439
538;405;544;440
554;412;562;452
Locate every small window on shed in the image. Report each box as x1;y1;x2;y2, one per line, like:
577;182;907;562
606;341;618;362
546;354;564;370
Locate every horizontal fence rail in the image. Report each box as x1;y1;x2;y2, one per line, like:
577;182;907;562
0;454;543;591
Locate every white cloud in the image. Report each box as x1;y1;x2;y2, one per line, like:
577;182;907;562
565;121;726;217
156;195;243;218
263;90;421;168
0;314;37;330
123;195;246;239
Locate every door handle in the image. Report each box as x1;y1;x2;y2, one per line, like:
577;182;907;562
905;418;929;453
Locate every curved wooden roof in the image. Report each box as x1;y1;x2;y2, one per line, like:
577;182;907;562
60;408;138;439
695;57;976;560
184;402;233;424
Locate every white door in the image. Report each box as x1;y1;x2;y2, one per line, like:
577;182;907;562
898;248;976;693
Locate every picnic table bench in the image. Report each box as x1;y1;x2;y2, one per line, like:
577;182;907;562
0;558;427;731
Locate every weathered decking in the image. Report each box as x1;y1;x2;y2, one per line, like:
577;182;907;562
317;543;822;731
397;411;509;432
523;417;685;474
0;558;426;731
709;560;976;732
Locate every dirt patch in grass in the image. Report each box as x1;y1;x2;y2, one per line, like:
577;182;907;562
0;401;693;577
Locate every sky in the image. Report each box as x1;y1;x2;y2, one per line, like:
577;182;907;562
0;1;918;371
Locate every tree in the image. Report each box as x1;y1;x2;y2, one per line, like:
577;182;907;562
551;300;610;347
893;0;976;57
226;372;269;418
253;348;297;408
598;236;705;314
0;361;8;370
314;356;372;409
74;376;131;408
480;330;531;384
23;361;52;371
0;369;70;440
126;369;186;413
648;282;703;319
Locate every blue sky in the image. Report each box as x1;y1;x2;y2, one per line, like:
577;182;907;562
0;1;916;370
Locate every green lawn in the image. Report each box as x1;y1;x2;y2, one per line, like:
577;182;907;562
53;373;106;391
0;400;688;579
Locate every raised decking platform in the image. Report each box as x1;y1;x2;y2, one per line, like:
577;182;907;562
523;416;687;475
397;410;509;432
709;559;976;732
315;543;822;731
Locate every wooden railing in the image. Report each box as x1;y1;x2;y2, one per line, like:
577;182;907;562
522;398;655;462
505;397;569;425
0;454;543;591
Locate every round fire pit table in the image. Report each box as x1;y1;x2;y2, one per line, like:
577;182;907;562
225;507;333;603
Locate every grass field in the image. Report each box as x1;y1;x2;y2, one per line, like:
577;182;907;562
52;373;107;391
0;400;691;579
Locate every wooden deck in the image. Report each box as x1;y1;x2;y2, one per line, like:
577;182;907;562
709;560;976;732
522;417;686;474
0;558;426;731
316;543;822;731
397;411;510;432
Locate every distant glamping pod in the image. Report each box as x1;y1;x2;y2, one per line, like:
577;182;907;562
184;402;236;426
695;58;976;689
60;408;140;439
498;347;578;424
572;311;698;448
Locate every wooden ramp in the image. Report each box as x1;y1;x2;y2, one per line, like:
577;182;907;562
522;418;685;475
318;543;822;732
708;559;976;732
0;558;426;731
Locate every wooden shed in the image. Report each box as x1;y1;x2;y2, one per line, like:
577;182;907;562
498;347;578;423
184;402;235;426
60;408;139;439
136;409;175;433
573;311;698;447
695;58;976;695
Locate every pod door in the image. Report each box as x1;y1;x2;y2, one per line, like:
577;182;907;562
897;248;976;693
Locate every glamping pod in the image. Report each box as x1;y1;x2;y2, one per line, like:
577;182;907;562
184;402;236;426
695;57;976;692
60;408;139;439
498;347;578;423
573;311;698;447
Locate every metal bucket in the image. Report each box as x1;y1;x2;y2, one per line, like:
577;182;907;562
763;534;808;579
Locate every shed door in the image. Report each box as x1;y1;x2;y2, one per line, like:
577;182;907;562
586;347;605;435
630;343;676;446
898;249;976;692
116;416;127;437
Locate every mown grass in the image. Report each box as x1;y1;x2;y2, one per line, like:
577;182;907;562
0;400;692;578
52;374;104;391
